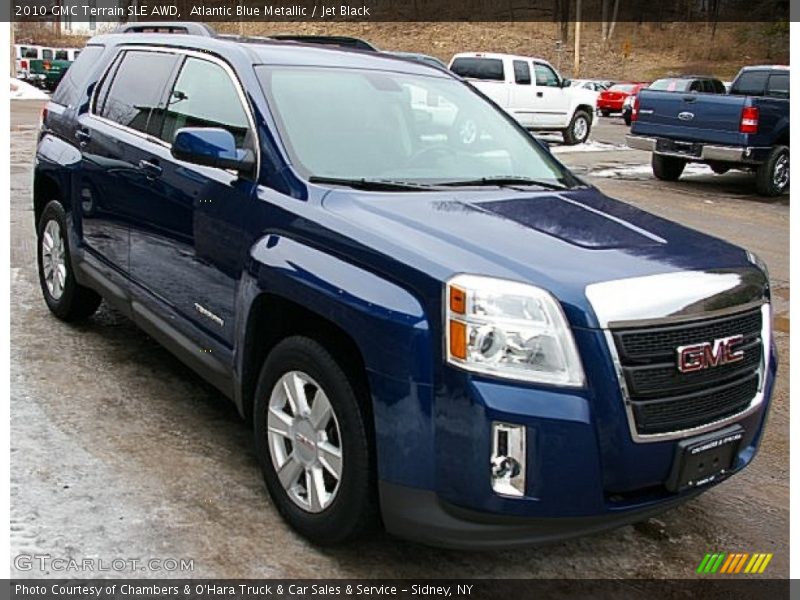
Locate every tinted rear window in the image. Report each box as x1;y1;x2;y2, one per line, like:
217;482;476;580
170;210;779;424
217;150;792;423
732;71;769;96
649;78;691;92
450;57;504;81
51;45;104;107
96;50;180;136
766;73;789;98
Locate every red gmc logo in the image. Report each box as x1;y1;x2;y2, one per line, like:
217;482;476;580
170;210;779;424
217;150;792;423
677;335;745;373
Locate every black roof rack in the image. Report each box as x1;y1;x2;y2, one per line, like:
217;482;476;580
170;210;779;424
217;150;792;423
270;35;378;51
113;22;216;36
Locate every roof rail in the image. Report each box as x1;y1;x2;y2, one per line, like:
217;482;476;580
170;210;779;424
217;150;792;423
270;35;378;52
113;22;216;36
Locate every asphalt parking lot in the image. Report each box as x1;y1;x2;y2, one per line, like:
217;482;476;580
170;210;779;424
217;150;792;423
10;100;789;578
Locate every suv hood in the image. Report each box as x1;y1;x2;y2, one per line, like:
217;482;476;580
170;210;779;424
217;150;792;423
320;187;761;328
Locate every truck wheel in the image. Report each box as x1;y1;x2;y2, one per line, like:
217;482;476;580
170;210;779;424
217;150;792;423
253;336;376;545
623;114;632;126
37;200;101;321
756;146;789;197
652;154;686;181
563;110;591;145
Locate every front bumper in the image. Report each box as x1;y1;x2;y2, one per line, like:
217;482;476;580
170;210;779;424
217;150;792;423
380;481;702;549
376;327;775;549
626;135;769;164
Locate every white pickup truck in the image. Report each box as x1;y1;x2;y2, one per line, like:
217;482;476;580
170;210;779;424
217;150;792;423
449;52;597;145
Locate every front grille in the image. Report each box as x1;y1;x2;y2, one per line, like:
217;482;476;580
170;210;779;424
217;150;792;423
611;307;764;436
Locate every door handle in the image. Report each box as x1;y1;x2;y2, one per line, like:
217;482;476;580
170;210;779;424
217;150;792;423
536;91;543;98
682;95;697;103
75;129;91;144
138;159;163;178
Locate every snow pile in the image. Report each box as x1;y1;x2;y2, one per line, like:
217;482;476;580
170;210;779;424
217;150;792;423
10;78;49;100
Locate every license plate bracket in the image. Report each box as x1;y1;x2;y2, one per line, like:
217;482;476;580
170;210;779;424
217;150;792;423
666;424;744;493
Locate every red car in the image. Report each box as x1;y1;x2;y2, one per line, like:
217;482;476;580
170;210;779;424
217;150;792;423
597;83;648;116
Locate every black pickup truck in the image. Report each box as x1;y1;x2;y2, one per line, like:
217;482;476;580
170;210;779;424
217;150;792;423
628;66;789;196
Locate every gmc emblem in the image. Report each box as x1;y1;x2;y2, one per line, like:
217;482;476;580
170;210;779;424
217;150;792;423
677;335;745;373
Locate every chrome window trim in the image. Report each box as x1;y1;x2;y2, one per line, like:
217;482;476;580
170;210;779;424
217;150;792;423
87;44;261;180
603;302;771;444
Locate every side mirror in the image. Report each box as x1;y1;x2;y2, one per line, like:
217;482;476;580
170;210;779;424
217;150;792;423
561;78;572;88
172;127;254;174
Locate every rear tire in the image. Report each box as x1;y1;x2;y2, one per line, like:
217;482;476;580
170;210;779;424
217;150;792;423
253;336;376;545
563;110;591;145
652;154;686;182
755;145;789;197
36;200;101;321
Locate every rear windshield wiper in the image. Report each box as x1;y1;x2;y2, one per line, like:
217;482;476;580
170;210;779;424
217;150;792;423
308;176;438;192
436;176;569;190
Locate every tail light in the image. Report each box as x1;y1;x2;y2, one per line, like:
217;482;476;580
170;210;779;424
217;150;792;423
20;60;27;70
740;107;759;134
631;95;640;122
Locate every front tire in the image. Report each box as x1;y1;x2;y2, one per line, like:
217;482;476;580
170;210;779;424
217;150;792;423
253;336;376;545
37;200;101;321
652;154;686;182
755;145;789;197
563;110;591;145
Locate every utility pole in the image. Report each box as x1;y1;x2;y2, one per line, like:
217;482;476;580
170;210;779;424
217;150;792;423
573;0;581;77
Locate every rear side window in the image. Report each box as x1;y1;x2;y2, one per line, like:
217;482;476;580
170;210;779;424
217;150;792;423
766;73;789;98
42;49;53;60
51;45;104;107
21;46;38;58
732;71;769;96
160;57;250;146
450;58;505;81
54;50;69;60
96;50;180;136
513;60;531;85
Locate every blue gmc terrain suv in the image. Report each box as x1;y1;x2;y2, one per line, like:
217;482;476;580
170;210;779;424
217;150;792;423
34;23;775;548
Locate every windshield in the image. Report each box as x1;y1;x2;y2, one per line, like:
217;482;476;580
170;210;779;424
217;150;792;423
256;66;573;186
609;84;635;93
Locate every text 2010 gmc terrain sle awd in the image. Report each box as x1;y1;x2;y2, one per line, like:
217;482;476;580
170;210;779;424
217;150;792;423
34;23;775;548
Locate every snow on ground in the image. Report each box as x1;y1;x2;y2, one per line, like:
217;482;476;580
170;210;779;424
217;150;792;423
590;163;713;178
549;140;630;154
10;78;49;100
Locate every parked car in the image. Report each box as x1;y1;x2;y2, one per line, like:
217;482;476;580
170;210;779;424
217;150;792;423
597;82;648;116
627;65;789;196
570;79;609;92
647;76;727;94
449;52;597;144
25;47;81;91
37;24;776;549
14;43;43;79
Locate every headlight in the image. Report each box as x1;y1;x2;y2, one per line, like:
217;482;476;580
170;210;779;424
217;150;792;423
445;274;585;386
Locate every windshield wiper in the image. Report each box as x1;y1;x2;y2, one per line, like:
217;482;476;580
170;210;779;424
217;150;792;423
436;176;569;190
308;176;438;191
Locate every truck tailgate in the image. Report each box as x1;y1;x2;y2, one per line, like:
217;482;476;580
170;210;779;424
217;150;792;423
633;90;749;146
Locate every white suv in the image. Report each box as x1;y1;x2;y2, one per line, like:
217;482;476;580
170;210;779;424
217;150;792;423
449;52;596;145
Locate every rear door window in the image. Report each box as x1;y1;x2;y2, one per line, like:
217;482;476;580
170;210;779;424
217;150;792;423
95;50;180;136
159;57;251;146
450;57;505;81
21;46;39;58
42;49;53;60
513;60;531;85
54;50;69;60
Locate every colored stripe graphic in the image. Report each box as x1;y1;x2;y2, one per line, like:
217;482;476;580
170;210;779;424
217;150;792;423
697;554;712;573
711;553;726;573
720;554;736;574
758;554;773;573
700;552;774;575
734;553;749;573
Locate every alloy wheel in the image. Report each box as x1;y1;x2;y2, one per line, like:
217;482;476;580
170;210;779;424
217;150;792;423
41;219;66;300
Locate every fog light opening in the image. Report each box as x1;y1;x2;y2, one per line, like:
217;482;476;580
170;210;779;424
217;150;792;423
491;422;526;497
